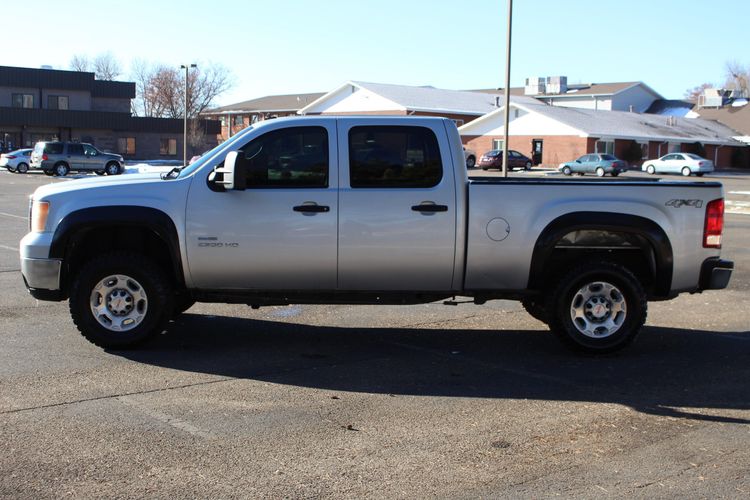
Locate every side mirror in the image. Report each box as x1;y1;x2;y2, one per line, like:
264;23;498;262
213;151;246;191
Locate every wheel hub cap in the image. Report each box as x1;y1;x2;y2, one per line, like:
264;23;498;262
570;281;626;338
90;274;148;332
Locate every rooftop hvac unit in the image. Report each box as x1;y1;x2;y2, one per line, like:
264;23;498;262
524;76;545;95
701;88;725;107
545;76;568;94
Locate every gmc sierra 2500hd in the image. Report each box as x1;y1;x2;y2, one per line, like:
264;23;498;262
20;116;733;352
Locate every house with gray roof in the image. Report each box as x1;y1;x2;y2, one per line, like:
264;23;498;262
297;81;539;127
459;99;745;168
203;92;324;141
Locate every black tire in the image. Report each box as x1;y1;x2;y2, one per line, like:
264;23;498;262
6;165;16;173
69;252;174;349
172;295;196;318
16;162;29;174
43;169;54;176
525;161;532;170
95;170;106;176
521;297;548;324
562;166;572;176
611;171;619;177
696;173;705;177
54;162;69;176
596;167;605;177
466;156;476;169
105;162;121;175
545;261;647;353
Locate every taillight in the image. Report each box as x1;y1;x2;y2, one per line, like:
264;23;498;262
703;198;724;248
6;155;15;159
699;161;705;167
42;154;48;161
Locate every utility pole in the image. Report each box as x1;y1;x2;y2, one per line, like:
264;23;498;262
501;0;513;178
180;63;197;166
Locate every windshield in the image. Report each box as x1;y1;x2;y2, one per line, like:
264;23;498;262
685;153;702;160
176;126;255;179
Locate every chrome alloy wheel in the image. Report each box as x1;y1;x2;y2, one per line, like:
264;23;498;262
89;274;148;332
569;281;626;339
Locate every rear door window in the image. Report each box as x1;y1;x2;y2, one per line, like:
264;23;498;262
44;143;63;155
67;144;84;156
348;126;442;188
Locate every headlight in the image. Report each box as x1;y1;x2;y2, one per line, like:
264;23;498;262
31;200;50;232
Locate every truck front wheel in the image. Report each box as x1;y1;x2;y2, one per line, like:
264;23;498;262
69;252;173;349
546;261;647;353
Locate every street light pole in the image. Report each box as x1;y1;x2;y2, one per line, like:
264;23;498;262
501;0;513;178
180;63;197;166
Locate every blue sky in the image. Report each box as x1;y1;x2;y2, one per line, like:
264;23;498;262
4;0;747;106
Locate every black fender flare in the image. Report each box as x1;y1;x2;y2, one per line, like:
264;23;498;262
49;206;185;288
528;212;673;296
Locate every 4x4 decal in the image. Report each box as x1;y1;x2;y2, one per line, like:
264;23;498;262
666;199;703;208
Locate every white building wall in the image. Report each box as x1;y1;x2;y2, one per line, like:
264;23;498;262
611;85;658;112
539;95;612;111
302;85;404;114
459;107;584;136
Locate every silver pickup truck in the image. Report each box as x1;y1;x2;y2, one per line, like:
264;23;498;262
20;116;733;353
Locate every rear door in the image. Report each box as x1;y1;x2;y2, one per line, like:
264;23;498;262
65;143;86;170
337;119;457;291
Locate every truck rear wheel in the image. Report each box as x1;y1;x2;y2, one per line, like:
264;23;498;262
69;252;173;349
546;261;647;353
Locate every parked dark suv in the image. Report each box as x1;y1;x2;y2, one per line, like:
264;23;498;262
30;141;124;176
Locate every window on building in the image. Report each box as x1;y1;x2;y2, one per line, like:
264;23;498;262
220;116;227;127
668;142;681;153
348;126;442;188
117;137;136;155
160;138;177;156
236;126;328;188
47;95;69;110
595;140;615;155
12;93;34;108
492;139;504;151
451;119;464;127
233;115;244;126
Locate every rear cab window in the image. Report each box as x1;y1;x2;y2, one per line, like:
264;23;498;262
348;126;442;188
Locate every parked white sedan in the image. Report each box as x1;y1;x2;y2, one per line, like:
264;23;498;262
0;148;32;173
642;153;714;177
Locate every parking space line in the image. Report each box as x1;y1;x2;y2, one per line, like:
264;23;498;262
0;211;26;221
118;395;214;439
0;244;19;252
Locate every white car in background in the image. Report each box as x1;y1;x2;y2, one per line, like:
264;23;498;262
463;146;476;168
0;148;32;173
642;153;714;177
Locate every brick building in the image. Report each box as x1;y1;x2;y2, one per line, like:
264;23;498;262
0;65;219;159
458;100;744;168
203;92;325;142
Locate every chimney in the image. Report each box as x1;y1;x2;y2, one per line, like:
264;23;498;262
495;96;501;107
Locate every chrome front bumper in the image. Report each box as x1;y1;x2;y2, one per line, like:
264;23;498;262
21;257;62;290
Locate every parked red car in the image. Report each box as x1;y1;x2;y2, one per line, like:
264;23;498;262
478;149;533;171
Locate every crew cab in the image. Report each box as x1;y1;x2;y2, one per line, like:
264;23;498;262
20;116;733;353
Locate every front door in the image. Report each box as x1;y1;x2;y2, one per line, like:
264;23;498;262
65;143;86;170
185;120;338;290
336;119;457;291
532;139;543;165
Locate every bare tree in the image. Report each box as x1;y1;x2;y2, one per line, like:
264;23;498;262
724;60;750;93
684;82;714;101
70;54;90;72
93;52;122;81
130;61;233;119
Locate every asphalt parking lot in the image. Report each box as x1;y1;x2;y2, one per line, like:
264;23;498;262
1;169;748;498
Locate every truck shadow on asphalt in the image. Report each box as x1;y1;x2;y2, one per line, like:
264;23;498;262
116;314;750;424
